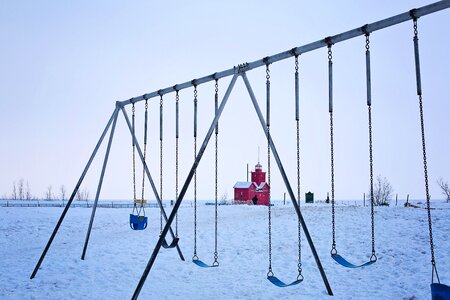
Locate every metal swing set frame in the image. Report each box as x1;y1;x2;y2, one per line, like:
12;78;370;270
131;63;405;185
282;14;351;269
30;1;450;299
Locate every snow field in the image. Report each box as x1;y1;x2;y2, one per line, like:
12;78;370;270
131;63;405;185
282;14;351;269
0;203;449;299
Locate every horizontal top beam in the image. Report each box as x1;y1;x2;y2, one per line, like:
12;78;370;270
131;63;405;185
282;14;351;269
118;0;450;107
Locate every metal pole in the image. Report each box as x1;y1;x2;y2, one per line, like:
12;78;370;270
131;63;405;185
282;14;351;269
241;72;333;296
117;1;449;107
176;95;179;139
328;46;333;113
131;74;238;300
295;57;299;121
413;29;422;96
31;107;118;279
120;106;185;261
365;39;372;106
247;163;249;182
81;106;119;260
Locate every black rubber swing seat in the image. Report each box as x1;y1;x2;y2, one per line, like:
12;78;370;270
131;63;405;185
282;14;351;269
267;275;303;287
161;237;179;249
331;253;376;268
431;283;450;300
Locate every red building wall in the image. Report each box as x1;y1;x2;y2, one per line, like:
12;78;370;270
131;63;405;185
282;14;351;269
254;186;269;205
234;188;250;201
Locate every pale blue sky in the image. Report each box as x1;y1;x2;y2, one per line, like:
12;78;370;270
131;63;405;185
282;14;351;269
1;1;449;201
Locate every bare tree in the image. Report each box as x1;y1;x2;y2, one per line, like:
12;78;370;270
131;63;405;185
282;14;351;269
18;178;25;200
60;185;67;201
76;189;82;201
25;181;32;200
44;185;53;200
372;175;393;206
437;177;450;203
76;188;90;201
11;181;17;200
220;191;229;205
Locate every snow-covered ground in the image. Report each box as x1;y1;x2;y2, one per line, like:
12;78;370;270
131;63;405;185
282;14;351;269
1;201;449;299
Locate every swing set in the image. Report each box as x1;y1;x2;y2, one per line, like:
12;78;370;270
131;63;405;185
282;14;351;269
30;2;449;299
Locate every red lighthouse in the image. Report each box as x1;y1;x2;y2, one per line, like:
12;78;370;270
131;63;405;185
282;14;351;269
252;162;266;186
233;162;270;205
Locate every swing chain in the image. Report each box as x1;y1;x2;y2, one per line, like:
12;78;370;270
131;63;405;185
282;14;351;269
413;18;418;37
267;129;273;276
328;45;337;255
160;94;163;233
175;91;179;237
368;106;376;262
132;103;137;197
295;55;303;278
266;63;273;277
193;85;198;260
194;85;198;103
365;34;377;262
215;79;219;133
330;112;336;255
213;79;219;267
297;118;303;277
421;95;435;264
131;103;138;217
141;100;148;202
413;19;437;281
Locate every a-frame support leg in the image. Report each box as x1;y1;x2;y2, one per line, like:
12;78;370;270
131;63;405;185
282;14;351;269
30;107;119;279
241;72;333;296
120;105;185;261
81;105;120;260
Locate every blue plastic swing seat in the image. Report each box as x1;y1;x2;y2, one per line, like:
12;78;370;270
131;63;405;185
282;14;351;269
267;275;303;287
192;259;219;268
331;253;376;268
129;214;148;230
431;283;450;300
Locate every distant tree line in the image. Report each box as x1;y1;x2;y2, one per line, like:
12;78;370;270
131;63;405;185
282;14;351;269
2;178;89;201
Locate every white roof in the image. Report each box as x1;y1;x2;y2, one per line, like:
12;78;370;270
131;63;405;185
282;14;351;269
256;182;268;191
233;182;253;189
